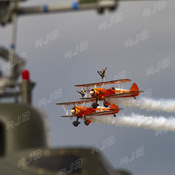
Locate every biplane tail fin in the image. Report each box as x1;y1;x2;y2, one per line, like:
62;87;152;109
130;83;139;92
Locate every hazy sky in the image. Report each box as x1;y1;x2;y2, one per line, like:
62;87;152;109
1;0;175;175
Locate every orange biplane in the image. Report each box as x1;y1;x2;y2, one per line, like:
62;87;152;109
75;79;143;109
56;100;122;127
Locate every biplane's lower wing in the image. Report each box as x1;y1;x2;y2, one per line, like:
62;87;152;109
61;115;75;118
80;97;96;101
80;91;144;101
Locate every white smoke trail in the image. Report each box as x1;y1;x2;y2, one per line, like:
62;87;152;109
109;98;175;113
90;113;175;131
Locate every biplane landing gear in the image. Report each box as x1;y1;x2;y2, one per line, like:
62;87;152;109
134;96;136;99
84;120;91;126
92;98;99;109
103;101;110;107
84;116;91;126
73;117;80;127
92;102;99;109
103;99;110;107
113;114;116;117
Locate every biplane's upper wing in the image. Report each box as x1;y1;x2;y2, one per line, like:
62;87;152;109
86;110;117;117
61;110;120;118
56;99;96;106
56;101;85;106
75;79;131;87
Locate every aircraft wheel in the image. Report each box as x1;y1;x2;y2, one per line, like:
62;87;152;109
84;120;90;126
92;103;99;109
103;101;109;107
73;121;80;127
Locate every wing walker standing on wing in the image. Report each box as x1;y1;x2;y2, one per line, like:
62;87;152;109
97;68;107;81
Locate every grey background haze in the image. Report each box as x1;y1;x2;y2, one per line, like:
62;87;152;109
0;0;175;175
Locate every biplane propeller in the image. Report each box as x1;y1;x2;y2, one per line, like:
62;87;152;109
56;100;122;127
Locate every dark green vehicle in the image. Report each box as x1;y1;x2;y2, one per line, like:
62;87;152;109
0;103;130;175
